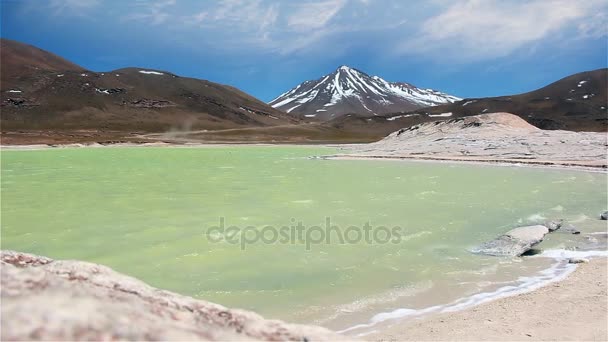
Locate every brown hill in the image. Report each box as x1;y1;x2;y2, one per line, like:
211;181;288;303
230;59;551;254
1;39;85;83
0;39;297;135
421;68;607;131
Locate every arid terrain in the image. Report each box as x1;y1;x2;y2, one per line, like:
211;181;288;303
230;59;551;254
1;39;607;145
1;39;298;141
335;112;608;169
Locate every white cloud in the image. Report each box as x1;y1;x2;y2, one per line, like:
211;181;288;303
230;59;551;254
401;0;607;61
40;0;602;62
577;12;608;39
287;0;346;31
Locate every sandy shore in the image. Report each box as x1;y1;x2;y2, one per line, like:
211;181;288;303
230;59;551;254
366;257;607;341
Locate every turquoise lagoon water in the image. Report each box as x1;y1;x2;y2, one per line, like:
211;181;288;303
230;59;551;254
1;146;606;332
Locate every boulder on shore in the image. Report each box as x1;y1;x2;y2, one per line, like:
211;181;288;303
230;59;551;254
471;225;550;257
544;220;563;232
0;250;346;341
601;211;608;220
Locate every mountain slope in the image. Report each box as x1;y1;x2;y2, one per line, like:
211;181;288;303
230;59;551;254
332;68;608;133
269;66;460;120
1;39;85;83
1;39;297;134
389;68;608;131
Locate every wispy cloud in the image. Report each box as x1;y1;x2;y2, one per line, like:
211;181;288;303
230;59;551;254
24;0;607;63
188;0;279;43
125;0;177;25
287;0;346;31
401;0;607;61
47;0;99;16
182;0;349;54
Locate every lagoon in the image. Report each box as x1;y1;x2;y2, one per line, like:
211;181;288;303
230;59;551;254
1;146;606;332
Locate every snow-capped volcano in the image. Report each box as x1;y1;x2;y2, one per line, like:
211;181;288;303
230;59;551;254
269;65;460;120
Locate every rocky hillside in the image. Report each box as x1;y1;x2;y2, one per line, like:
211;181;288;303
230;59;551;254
1;250;345;341
377;69;608;132
269;66;459;120
0;39;297;133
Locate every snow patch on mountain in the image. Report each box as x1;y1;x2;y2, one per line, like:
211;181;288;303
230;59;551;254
386;113;420;121
139;70;164;75
429;112;453;117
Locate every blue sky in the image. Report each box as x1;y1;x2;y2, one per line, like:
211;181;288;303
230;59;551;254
2;0;606;102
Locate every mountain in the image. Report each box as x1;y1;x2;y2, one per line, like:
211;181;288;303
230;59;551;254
385;68;608;131
1;39;297;139
331;68;608;133
268;65;460;120
0;39;85;83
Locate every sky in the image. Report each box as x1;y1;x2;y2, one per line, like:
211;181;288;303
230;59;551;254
1;0;607;102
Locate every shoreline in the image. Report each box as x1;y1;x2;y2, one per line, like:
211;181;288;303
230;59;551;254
325;154;608;173
364;256;607;341
3;141;606;174
332;246;608;338
0;142;344;151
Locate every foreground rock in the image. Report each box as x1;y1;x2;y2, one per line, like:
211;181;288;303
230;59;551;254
0;250;346;341
339;113;607;169
471;225;550;257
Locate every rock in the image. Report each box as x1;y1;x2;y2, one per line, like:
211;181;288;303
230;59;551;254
568;258;589;264
543;220;563;232
601;211;608;220
562;224;581;235
471;225;550;257
0;250;346;341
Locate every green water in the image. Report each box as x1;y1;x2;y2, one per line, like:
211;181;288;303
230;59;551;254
1;146;606;328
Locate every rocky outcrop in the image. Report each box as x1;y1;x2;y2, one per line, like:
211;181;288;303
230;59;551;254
471;225;550;257
340;112;607;168
0;250;346;341
127;98;176;108
601;211;608;220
